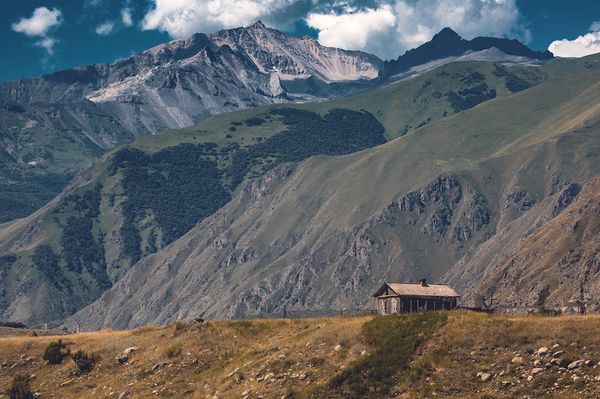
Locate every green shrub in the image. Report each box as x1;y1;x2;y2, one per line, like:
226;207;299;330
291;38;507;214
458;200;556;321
71;350;101;373
6;374;34;399
42;339;70;364
329;312;447;398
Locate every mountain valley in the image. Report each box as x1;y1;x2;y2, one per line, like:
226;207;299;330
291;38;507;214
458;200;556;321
2;23;600;331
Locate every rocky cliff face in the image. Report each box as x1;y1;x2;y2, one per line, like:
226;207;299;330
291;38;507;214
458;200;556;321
443;176;600;312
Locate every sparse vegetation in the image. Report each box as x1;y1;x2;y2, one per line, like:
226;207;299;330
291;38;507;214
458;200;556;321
6;374;34;399
42;339;70;365
71;349;101;373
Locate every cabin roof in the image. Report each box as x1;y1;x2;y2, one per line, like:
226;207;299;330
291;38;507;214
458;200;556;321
373;282;460;298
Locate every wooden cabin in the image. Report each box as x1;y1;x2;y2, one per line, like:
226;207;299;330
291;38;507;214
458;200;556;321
373;279;460;315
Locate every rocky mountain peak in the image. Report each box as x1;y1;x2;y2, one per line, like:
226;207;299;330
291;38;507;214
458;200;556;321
382;27;554;81
248;20;267;29
431;27;464;45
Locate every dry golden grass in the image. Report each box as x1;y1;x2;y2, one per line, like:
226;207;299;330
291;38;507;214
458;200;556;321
0;316;370;399
407;311;600;398
4;312;600;398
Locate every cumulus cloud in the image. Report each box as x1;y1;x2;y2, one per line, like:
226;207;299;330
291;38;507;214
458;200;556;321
12;7;63;56
306;5;396;50
12;7;62;37
96;20;115;35
121;7;134;27
548;22;600;58
141;0;530;60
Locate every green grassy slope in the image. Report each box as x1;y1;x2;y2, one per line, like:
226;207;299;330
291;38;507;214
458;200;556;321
0;100;135;222
539;52;600;77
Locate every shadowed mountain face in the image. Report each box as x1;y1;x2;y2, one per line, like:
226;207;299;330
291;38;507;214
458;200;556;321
382;27;554;81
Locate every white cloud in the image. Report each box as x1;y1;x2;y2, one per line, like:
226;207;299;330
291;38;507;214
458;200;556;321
12;7;63;37
548;22;600;58
307;6;396;50
121;7;133;27
141;0;278;38
34;37;59;55
141;0;530;60
96;20;115;35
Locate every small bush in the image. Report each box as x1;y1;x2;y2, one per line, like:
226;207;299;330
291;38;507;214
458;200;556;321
42;339;70;364
6;374;34;399
72;350;101;373
165;345;182;358
173;321;189;336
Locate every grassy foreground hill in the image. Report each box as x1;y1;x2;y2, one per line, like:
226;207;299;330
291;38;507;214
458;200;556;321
3;312;600;398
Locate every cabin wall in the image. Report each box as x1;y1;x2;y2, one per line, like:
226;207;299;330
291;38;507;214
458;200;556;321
378;296;457;315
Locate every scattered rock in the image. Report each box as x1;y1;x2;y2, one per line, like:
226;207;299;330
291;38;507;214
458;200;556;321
123;347;138;355
532;368;544;375
527;376;533;382
116;354;128;364
227;368;240;378
30;374;36;379
533;360;542;367
299;374;307;380
537;347;548;356
480;373;492;382
511;357;524;364
552;351;564;358
33;393;41;399
118;391;130;399
334;345;342;352
502;381;511;387
567;360;583;370
152;364;160;371
360;350;367;356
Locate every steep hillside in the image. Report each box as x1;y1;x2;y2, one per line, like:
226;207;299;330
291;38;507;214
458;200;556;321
0;99;136;222
444;173;600;312
61;69;600;330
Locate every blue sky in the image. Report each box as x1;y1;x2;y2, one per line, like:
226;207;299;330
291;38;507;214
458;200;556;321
2;0;600;84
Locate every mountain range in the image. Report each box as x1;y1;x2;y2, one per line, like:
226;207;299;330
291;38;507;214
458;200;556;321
2;22;600;329
0;23;560;223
